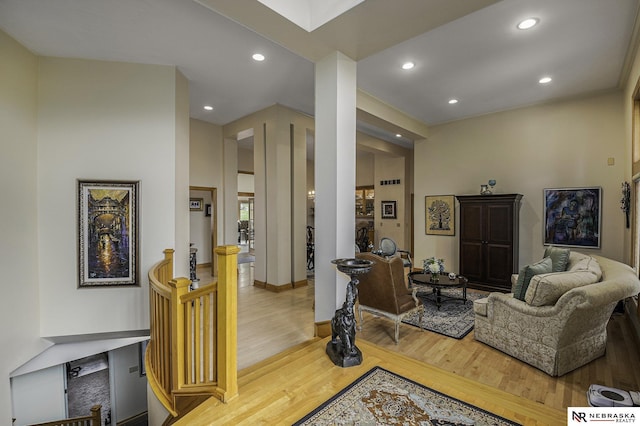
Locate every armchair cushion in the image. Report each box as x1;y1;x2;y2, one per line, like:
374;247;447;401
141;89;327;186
525;270;600;307
513;257;553;301
568;255;602;280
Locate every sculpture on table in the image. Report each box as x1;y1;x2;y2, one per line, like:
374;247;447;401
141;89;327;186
327;258;373;367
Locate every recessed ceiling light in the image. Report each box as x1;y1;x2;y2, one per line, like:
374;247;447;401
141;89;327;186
517;18;539;30
204;105;213;111
448;99;459;104
402;62;415;70
395;134;402;138
252;53;265;61
538;76;552;84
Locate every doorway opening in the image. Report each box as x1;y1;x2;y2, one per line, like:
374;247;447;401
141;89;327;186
189;186;218;275
238;193;255;265
66;352;111;425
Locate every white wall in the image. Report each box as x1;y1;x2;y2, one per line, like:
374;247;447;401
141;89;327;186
11;365;66;426
356;151;375;186
374;155;406;248
174;70;191;278
189;189;213;264
0;29;52;424
111;344;147;423
238;173;255;193
189;118;224;251
414;91;626;272
36;57;181;337
237;146;254;173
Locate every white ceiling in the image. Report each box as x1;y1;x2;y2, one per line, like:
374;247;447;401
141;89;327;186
1;0;638;144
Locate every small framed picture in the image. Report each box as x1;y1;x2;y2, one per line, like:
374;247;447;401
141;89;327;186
381;200;397;219
425;195;455;236
190;198;203;211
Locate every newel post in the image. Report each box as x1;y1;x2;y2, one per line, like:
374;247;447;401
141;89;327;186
163;249;174;277
168;276;191;393
90;405;102;425
216;245;240;401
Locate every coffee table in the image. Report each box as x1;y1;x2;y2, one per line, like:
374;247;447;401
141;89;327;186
408;272;469;310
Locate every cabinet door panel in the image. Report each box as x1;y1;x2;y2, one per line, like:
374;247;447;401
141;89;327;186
487;204;512;243
486;244;513;288
460;241;483;281
460;205;484;240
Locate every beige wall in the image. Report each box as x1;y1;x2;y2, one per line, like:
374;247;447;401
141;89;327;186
356;150;375;186
374;155;406;248
0;29;51;424
414;90;626;273
190;118;225;252
36;57;184;337
238;146;254;172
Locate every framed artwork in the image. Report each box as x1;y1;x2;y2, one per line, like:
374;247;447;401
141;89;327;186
205;203;212;217
543;187;601;248
425;195;455;236
78;180;139;287
190;198;203;211
381;200;397;219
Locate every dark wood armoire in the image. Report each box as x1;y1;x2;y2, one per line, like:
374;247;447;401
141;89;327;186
456;194;523;292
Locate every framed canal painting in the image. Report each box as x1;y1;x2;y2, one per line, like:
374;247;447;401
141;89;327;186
78;180;140;287
543;187;601;248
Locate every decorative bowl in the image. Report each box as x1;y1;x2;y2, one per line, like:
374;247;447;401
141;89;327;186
331;258;374;274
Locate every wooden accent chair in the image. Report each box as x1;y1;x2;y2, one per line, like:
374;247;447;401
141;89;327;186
355;252;420;343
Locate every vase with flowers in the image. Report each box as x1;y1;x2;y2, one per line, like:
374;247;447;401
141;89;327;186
423;257;445;283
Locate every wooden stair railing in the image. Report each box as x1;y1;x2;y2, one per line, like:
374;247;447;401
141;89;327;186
30;405;101;426
146;246;240;418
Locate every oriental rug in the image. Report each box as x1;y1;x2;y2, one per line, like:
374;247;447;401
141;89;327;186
293;366;519;425
401;289;484;339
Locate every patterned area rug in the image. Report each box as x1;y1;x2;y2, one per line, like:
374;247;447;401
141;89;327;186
401;288;484;339
294;367;519;425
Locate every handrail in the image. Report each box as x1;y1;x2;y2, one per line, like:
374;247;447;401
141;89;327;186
146;245;240;418
30;405;101;426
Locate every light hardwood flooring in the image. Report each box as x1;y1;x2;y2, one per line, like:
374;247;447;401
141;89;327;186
192;263;640;423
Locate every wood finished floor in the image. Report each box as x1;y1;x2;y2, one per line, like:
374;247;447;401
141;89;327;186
192;264;640;424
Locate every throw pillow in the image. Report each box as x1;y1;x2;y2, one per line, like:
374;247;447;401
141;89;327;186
544;246;571;272
513;257;553;301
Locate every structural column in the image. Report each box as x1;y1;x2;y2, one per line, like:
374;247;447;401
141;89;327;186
314;52;357;331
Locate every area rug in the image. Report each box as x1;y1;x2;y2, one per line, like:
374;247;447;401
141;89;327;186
293;366;519;425
401;288;484;339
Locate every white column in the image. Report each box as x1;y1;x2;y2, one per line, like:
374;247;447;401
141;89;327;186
314;51;357;322
222;138;239;245
264;112;292;287
253;123;267;284
292;123;309;286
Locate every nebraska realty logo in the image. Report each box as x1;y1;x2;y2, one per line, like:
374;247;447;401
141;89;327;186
568;407;639;424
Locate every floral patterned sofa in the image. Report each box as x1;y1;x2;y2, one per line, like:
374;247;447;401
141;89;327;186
473;252;640;376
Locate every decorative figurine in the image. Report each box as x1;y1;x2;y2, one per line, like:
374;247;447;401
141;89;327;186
481;179;496;195
622;181;631;228
327;258;373;367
